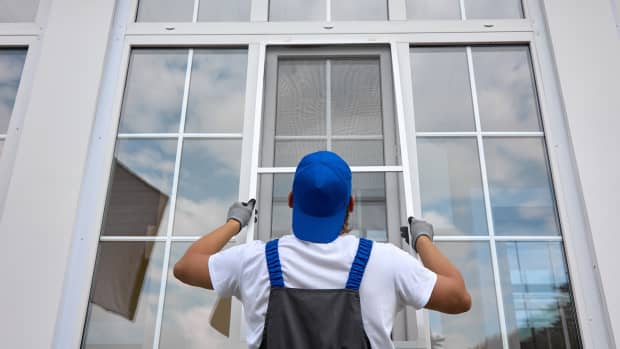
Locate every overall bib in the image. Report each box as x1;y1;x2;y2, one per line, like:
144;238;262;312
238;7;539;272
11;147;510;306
259;238;374;349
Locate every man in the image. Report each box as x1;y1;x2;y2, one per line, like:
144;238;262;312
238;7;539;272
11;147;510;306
174;151;471;348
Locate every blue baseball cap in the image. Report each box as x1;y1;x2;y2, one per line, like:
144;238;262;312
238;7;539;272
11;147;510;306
292;151;352;243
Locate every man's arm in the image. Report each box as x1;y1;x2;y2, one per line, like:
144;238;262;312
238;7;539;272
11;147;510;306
173;200;254;290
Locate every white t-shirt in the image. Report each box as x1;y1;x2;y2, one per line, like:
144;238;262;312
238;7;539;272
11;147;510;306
209;234;437;349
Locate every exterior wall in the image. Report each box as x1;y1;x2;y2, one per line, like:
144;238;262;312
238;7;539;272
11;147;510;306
0;0;116;348
542;0;620;345
0;0;618;348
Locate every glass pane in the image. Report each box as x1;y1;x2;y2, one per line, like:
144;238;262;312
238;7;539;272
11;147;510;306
103;139;176;236
269;0;325;21
349;173;388;241
332;0;388;20
331;59;383;136
497;242;582;348
119;49;188;133
417;138;487;235
431;242;501;349
185;49;248;133
0;49;27;133
484;138;560;236
275;60;326;136
332;140;385;166
472;46;541;131
0;140;3;155
160;243;236;348
406;0;460;19
173;140;241;236
0;0;39;22
136;0;194;22
410;47;475;132
465;0;523;19
83;242;165;348
274;140;326;167
198;0;250;21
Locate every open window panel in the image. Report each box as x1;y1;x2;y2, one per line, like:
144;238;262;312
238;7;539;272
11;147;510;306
251;45;428;347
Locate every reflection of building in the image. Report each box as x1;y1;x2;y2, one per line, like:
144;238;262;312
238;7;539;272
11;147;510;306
1;0;619;349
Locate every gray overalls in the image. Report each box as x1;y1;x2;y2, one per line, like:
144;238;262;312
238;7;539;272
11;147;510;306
259;237;374;349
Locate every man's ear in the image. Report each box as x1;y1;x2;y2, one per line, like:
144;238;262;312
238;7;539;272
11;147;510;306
288;192;294;208
348;196;355;213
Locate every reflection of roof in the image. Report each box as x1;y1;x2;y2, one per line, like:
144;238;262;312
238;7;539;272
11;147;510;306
115;159;169;198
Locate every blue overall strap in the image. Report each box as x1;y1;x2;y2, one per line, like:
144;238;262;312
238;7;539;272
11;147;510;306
265;239;284;288
345;238;373;291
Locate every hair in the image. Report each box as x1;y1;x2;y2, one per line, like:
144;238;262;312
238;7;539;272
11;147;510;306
340;210;351;235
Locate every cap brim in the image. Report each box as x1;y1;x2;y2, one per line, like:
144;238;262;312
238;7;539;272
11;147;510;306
292;205;347;243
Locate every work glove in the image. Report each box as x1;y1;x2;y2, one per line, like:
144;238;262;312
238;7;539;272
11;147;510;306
227;199;256;233
408;216;434;253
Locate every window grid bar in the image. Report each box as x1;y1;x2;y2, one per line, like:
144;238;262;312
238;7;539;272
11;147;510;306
416;131;544;137
274;134;384;141
326;0;332;21
117;133;243;139
466;45;510;349
192;0;200;22
257;165;404;173
459;0;467;20
434;235;563;242
152;48;194;349
326;59;332;150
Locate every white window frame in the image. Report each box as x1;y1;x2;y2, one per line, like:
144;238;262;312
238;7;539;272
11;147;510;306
57;0;615;348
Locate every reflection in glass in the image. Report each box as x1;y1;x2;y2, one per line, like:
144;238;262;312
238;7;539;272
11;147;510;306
136;0;194;22
472;46;541;131
431;242;501;349
119;49;188;133
465;0;523;19
160;243;233;348
0;140;3;155
83;242;164;348
410;47;475;132
331;0;388;20
103;140;176;236
417;138;487;235
0;0;39;22
333;140;385;166
275;60;326;136
274;140;326;167
331;59;383;136
497;242;581;348
406;0;460;19
185;49;248;133
174;140;241;236
0;49;27;133
198;0;251;21
269;0;325;21
484;138;560;236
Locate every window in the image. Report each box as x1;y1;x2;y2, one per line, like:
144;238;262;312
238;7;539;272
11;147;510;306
136;0;251;22
406;0;523;19
411;45;580;348
82;48;249;348
0;49;27;156
0;0;40;22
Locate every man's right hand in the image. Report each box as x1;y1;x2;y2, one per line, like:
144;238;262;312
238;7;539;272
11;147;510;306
408;217;434;252
227;199;256;233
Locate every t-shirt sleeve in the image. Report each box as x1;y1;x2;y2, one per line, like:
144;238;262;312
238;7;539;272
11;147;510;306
391;246;437;309
208;244;246;299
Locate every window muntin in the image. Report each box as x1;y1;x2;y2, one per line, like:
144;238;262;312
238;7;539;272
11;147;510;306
0;49;27;155
0;0;40;22
136;0;250;22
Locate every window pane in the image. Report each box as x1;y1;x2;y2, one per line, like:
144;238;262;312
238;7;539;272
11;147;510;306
185;50;248;133
332;0;388;20
331;59;383;136
0;49;27;133
103;140;176;237
160;243;236;348
173;140;241;236
198;0;250;21
497;242;581;348
465;0;523;19
410;47;475;132
83;242;165;348
269;0;325;21
119;49;188;133
484;138;560;236
332;140;385;166
431;242;502;349
0;140;3;155
417;138;487;235
136;0;194;22
0;0;39;22
274;140;326;167
472;46;541;131
406;0;460;19
275;60;326;136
